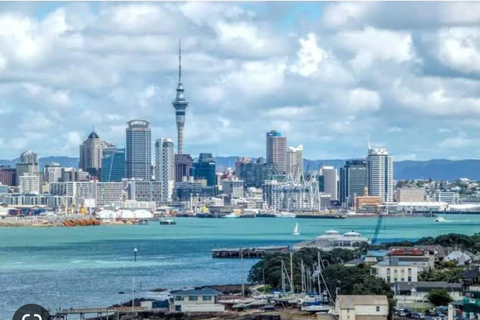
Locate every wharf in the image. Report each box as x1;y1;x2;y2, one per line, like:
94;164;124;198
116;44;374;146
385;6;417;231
212;246;290;258
295;214;346;219
53;307;150;319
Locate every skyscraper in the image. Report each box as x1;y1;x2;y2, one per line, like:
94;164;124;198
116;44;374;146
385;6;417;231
266;130;287;174
321;166;338;201
101;148;126;182
44;162;63;183
339;159;367;206
286;145;303;179
174;154;193;183
193;153;216;186
126;120;152;181
172;41;188;155
16;151;40;192
155;138;175;201
79;131;103;176
367;148;394;202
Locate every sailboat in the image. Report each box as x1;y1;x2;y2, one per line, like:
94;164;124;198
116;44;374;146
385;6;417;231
293;223;300;236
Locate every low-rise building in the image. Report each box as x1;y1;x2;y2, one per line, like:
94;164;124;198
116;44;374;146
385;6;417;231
331;295;389;320
387;248;435;270
396;188;425;202
170;287;224;312
371;259;420;284
294;230;370;251
393;282;462;309
434;191;459;204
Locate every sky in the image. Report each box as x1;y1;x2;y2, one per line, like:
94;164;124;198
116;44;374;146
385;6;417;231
1;2;480;161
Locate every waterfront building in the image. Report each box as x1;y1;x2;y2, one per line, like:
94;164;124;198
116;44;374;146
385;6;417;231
172;41;188;155
101;148;125;182
0;193;69;207
50;182;123;206
395;201;448;212
0;183;8;194
221;178;244;198
339;159;367;206
193;153;216;186
126;180;163;204
19;174;41;194
79;130;103;177
266;130;287;174
286;145;303;179
174;154;193;182
321;166;338;201
293;230;370;251
355;187;383;210
333;295;389;320
173;181;217;201
235;157;274;188
367;148;394;202
44;162;62;183
155;138;174;201
126;120;151;181
170;287;224;312
396;187;425;202
434;191;459;204
0;165;16;186
387;248;434;270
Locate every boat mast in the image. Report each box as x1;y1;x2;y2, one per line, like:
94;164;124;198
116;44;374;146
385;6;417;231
290;251;294;293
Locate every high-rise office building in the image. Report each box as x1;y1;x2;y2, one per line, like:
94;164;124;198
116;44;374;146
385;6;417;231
101;148;126;182
44;162;63;183
266;130;287;174
321;166;338;201
367;148;394;202
174;154;193;183
286;145;303;179
79;131;103;176
193;153;216;186
339;159;367;206
172;41;188;155
16;151;40;192
126;120;152;181
19;174;40;194
0;165;16;186
155;138;175;201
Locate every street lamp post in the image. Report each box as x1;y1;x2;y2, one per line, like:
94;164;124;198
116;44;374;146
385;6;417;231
132;248;138;312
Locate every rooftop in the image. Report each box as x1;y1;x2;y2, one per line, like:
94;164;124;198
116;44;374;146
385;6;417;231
394;281;462;291
337;295;388;309
171;287;223;296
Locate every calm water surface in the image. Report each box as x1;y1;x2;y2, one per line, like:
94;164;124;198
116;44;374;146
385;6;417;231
0;215;478;319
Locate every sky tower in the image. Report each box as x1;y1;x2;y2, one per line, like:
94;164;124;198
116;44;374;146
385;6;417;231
172;40;188;155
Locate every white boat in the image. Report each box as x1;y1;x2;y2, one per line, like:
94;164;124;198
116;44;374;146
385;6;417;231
301;304;332;313
435;217;446;222
275;211;296;218
224;212;238;218
293;223;300;236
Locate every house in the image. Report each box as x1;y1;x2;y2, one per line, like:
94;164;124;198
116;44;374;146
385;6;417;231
371;259;421;284
461;267;480;288
393;282;463;308
445;251;472;266
170;287;225;312
332;295;389;320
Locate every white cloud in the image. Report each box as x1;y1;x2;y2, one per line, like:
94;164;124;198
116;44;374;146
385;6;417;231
348;88;382;112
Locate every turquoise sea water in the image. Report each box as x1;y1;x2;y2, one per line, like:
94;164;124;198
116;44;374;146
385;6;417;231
0;215;478;319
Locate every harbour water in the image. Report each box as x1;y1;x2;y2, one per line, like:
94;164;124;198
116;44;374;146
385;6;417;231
0;215;479;319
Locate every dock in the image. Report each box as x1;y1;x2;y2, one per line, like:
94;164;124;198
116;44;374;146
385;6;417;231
52;307;151;320
212;246;290;258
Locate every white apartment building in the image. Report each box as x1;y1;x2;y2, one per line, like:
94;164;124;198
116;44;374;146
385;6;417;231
19;174;40;194
322;166;338;201
396;188;425;202
367;148;394;202
333;295;389;320
286;145;303;179
126;180;163;204
155;138;174;202
371;259;420;284
222;179;244;198
49;182;123;206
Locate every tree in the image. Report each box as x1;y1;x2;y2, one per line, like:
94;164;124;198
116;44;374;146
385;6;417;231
427;289;453;306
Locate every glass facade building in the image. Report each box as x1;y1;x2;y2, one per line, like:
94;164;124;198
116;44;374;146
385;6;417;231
101;148;126;182
193;153;216;186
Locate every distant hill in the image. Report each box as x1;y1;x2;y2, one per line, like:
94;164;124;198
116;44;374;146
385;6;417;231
215;157;480;181
2;155;480;181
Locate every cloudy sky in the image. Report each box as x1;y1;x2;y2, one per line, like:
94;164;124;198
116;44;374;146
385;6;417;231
1;2;480;161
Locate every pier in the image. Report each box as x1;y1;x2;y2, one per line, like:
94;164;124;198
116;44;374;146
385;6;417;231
212;246;290;258
53;306;150;320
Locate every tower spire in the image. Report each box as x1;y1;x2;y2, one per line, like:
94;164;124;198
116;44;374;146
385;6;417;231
178;39;182;85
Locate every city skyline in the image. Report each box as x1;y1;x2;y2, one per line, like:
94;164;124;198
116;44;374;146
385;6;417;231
1;2;480;160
